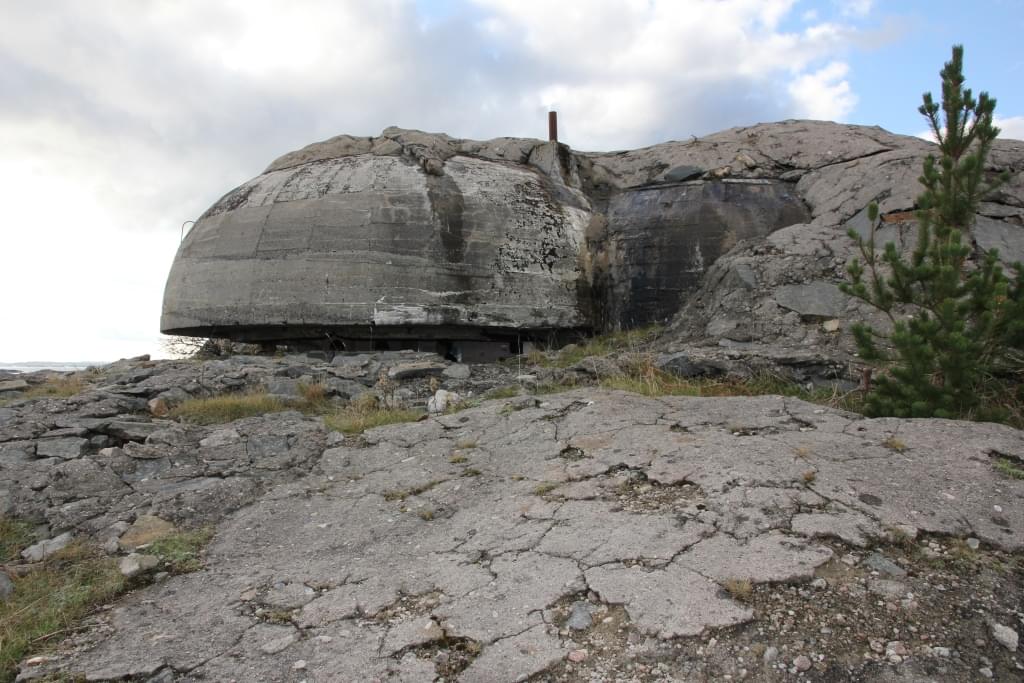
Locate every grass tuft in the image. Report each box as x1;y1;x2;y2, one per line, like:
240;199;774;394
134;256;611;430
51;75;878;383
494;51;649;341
882;436;908;452
323;403;424;434
994;457;1024;480
28;375;88;399
484;385;520;400
0;519;215;682
382;480;445;502
721;578;753;602
531;380;580;396
544;326;664;368
292;380;335;415
532;482;558;496
0;518;35;563
597;356;866;414
170;391;289;425
140;528;214;574
2;375;91;406
0;538;122;682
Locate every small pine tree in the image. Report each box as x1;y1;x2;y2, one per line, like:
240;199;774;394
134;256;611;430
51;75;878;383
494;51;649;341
841;45;1022;419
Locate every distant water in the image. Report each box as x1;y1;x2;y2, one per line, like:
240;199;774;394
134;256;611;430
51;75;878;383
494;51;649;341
0;361;105;373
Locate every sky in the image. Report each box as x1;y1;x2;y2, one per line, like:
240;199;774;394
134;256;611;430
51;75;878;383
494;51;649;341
1;0;1022;363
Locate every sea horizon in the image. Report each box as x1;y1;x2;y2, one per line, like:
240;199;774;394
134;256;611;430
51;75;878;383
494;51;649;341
0;361;108;373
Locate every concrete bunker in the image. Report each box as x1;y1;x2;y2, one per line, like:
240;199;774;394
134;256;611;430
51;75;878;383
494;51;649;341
161;129;810;358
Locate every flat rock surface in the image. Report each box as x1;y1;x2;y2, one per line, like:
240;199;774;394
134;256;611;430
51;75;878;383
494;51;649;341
22;388;1024;682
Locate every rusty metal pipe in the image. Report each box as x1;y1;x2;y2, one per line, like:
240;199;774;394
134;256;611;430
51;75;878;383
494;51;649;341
548;111;558;142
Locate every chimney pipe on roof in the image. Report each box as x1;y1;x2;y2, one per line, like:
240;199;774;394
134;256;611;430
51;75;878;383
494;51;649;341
548;111;558;142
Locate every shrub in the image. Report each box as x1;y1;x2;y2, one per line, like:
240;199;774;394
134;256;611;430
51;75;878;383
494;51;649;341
842;45;1021;419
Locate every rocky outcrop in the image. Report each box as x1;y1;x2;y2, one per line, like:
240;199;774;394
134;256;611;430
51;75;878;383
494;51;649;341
660;127;1024;376
0;352;522;534
7;358;1023;682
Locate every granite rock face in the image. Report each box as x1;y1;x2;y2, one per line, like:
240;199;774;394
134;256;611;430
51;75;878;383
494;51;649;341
660;125;1024;373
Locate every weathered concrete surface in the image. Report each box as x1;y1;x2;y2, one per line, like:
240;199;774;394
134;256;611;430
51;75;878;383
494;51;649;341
163;151;591;342
593;179;809;328
19;387;1024;682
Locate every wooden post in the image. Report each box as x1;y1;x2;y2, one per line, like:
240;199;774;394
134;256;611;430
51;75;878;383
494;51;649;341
548;111;558;142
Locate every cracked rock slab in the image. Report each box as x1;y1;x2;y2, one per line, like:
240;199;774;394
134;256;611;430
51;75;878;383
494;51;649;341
675;532;833;583
24;389;1024;682
459;623;565;683
586;563;754;639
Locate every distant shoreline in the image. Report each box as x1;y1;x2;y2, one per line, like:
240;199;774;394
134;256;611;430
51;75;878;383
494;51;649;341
0;361;105;373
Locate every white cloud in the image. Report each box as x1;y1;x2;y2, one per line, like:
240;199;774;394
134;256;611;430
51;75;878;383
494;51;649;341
0;0;873;361
787;61;858;121
838;0;874;17
996;116;1024;141
915;115;1024;143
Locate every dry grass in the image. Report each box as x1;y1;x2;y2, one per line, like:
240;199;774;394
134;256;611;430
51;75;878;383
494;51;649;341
533;482;558;496
484;385;521;400
0;520;215;681
598;356;866;414
994;457;1024;480
17;374;89;401
0;518;34;562
321;392;423;435
721;578;753;602
0;530;122;682
382;480;445;502
31;375;87;397
531;379;581;395
325;407;423;434
140;528;214;574
170;391;289;425
295;380;333;414
882;436;908;452
521;326;663;369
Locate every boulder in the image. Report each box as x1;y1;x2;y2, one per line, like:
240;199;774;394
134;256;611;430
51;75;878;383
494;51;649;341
36;437;88;460
0;571;13;602
773;282;848;318
442;364;472;380
21;531;74;562
387;361;447;381
427;389;461;414
119;553;160;578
